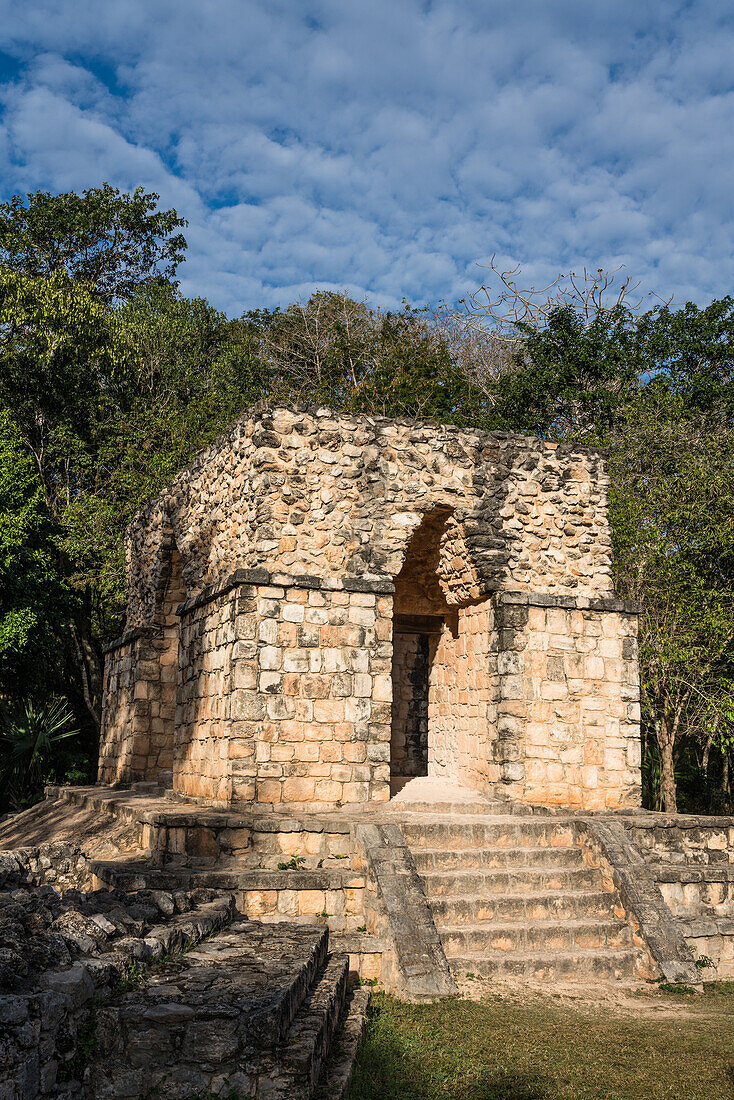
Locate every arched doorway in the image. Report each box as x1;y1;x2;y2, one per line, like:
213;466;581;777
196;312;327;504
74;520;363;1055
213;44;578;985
390;510;453;796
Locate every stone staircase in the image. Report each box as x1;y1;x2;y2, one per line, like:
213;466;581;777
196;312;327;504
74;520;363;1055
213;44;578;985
86;921;368;1099
401;816;644;981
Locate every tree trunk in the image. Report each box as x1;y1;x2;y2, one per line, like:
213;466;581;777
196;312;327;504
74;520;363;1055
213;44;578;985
656;716;678;813
67;589;102;732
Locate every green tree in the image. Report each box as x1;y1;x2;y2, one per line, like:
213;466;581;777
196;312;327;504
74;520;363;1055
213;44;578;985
609;396;734;812
0;697;79;811
0;183;187;303
349;305;482;424
0;186;186;734
63;280;267;618
488;304;641;438
247;291;483;423
0;407;69;695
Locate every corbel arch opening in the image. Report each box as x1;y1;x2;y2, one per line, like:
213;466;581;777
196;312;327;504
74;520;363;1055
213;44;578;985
390;509;457;795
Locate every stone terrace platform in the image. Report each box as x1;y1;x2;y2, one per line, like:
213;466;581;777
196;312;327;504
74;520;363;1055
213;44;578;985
0;841;370;1100
4;781;734;995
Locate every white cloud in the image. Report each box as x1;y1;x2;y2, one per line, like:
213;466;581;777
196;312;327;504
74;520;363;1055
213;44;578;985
0;0;732;314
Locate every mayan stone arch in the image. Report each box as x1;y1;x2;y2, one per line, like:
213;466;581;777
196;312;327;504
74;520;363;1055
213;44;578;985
99;404;642;812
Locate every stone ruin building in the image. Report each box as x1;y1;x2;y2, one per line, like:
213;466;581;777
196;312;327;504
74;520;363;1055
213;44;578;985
4;404;734;1099
98;403;642;813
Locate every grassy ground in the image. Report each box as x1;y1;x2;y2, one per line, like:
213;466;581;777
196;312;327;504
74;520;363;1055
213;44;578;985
346;982;734;1100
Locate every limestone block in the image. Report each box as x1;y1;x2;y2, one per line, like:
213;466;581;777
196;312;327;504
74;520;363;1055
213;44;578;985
282;777;317;801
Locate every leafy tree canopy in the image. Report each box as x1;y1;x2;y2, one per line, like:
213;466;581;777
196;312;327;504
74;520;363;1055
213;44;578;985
0;407;69;694
0;184;187;303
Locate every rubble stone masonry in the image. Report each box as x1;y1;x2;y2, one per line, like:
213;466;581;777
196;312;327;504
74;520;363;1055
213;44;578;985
99;404;641;811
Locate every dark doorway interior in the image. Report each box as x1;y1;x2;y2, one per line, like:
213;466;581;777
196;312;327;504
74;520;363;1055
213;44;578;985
390;614;443;794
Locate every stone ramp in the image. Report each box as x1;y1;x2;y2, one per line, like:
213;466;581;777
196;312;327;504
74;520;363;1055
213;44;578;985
86;921;356;1099
401;816;646;982
0;794;142;857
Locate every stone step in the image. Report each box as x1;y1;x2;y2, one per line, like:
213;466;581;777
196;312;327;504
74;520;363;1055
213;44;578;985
437;918;633;955
86;919;335;1098
418;866;601;897
271;953;350;1098
401;820;577;849
391;798;552;816
313;987;371;1100
411;844;585;872
448;946;641;981
429;889;616;925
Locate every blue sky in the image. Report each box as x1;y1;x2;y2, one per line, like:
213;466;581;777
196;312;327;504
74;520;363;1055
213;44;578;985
0;1;732;316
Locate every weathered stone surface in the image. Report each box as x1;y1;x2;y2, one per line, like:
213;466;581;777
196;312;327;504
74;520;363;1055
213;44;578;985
623;814;734;978
0;837;365;1099
98;403;641;813
354;822;456;1000
0;843;237;1099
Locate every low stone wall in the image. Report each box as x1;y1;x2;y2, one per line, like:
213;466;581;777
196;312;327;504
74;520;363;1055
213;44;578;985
39;787;387;984
86;922;344;1100
625;814;734;978
627;815;734;866
353;822;456;1001
575;819;701;986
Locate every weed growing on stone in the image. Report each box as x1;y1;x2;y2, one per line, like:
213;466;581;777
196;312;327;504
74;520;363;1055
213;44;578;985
657;979;699;994
695;954;716;970
116;961;146;992
277;856;306;870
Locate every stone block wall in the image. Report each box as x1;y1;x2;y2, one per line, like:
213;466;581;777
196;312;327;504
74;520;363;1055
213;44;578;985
98;551;183;788
176;586;238;804
495;594;641;810
622;815;734;978
123;405;616;631
390;630;431;779
429;599;500;793
98;629;175;786
172;571;394;808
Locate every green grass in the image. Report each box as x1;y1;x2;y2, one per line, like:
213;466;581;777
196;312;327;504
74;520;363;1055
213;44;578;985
346;984;734;1100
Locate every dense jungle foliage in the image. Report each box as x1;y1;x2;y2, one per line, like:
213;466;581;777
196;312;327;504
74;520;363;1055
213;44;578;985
0;185;732;815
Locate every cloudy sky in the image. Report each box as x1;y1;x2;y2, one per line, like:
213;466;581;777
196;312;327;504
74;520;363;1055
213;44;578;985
0;1;732;316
